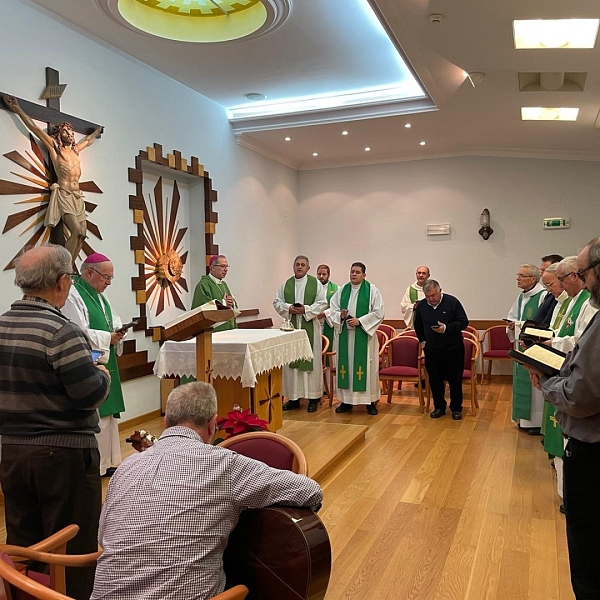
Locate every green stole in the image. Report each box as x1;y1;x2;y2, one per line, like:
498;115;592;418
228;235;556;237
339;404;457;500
191;275;237;332
512;289;545;421
284;275;318;371
542;290;590;457
409;285;419;303
323;281;338;366
75;278;125;418
551;296;571;330
337;280;370;392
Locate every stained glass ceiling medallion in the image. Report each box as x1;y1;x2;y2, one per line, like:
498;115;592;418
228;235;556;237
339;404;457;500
114;0;290;42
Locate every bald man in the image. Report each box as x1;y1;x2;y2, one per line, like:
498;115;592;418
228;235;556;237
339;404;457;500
400;265;430;328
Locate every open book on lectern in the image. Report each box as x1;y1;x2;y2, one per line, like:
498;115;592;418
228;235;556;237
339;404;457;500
509;344;566;377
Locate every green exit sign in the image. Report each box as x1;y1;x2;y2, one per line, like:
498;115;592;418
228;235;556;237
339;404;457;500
543;217;570;229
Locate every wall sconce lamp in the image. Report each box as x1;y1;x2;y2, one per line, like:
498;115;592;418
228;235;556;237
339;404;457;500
479;208;493;240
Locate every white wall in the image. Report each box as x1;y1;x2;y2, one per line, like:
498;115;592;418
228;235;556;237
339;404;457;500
298;156;600;320
0;0;298;419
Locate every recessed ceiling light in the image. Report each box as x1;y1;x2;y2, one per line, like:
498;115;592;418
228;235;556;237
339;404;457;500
405;123;411;128
342;131;349;135
420;141;426;146
521;107;579;121
513;19;599;49
284;136;291;141
245;93;267;101
365;147;371;151
312;152;319;157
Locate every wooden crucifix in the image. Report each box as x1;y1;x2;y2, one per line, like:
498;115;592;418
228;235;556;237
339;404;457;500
1;67;104;265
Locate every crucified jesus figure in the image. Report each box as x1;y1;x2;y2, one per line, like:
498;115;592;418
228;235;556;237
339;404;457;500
3;94;103;264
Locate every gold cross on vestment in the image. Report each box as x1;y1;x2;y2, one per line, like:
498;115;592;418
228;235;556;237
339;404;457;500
549;415;559;428
339;365;347;379
356;366;364;380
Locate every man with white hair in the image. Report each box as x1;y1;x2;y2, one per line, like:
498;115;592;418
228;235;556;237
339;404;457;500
62;252;126;476
92;382;322;600
0;244;110;600
506;263;546;432
529;237;600;599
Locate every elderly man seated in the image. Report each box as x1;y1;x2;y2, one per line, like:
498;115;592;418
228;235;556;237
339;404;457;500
91;382;323;600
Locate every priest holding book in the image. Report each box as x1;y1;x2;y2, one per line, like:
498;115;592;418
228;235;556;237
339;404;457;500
529;237;600;600
62;252;126;477
192;255;239;331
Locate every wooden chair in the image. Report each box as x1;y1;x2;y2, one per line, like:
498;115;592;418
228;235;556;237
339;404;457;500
376;329;389;393
479;325;512;384
213;585;249;600
0;525;101;600
321;334;336;406
377;323;397;341
218;431;308;475
379;335;427;413
462;336;480;415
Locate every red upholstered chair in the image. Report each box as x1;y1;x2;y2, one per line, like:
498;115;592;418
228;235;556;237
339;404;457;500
218;431;308;475
377;323;397;341
480;325;512;384
378;335;427;412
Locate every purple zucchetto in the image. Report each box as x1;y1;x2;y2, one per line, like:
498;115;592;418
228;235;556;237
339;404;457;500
83;252;111;264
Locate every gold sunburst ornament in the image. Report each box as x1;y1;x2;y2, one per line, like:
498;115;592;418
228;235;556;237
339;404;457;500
144;176;189;316
0;135;103;270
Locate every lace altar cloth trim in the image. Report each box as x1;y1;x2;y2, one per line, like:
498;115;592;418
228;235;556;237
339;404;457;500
154;329;313;387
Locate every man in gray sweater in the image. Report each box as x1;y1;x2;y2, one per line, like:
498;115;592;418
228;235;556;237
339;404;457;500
0;244;110;600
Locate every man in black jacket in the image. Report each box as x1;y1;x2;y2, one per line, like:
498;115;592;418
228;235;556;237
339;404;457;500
414;280;469;420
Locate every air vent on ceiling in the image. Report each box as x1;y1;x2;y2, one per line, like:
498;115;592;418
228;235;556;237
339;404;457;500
518;72;586;92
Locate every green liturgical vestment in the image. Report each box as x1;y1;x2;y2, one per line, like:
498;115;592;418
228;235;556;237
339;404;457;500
192;275;237;331
512;290;545;421
541;290;590;457
75;278;125;418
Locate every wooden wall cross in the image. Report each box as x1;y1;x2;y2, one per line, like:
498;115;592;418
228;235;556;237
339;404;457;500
0;67;101;135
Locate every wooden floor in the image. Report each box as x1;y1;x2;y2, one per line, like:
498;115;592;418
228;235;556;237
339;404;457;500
1;379;574;600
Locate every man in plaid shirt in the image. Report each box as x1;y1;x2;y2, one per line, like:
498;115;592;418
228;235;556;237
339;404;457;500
91;382;323;600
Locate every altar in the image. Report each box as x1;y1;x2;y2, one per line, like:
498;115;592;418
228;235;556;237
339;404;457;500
154;329;313;431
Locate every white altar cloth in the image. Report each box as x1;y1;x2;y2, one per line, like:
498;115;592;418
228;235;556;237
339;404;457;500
153;329;313;388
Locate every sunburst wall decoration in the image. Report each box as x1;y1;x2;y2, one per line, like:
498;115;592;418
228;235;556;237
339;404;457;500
143;176;188;317
0;134;103;269
128;143;220;341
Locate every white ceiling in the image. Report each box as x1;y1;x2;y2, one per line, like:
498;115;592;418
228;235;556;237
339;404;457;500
29;0;600;170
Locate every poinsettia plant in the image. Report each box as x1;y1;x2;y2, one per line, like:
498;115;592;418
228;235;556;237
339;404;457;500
215;406;269;442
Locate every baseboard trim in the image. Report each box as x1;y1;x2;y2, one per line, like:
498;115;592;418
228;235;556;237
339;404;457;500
118;409;162;432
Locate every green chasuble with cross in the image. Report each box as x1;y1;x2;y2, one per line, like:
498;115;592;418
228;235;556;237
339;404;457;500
74;278;125;418
337;280;371;392
322;281;338;367
512;289;545;421
192;275;238;331
541;289;590;457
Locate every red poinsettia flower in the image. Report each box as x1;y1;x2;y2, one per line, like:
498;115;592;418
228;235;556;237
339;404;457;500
216;408;269;438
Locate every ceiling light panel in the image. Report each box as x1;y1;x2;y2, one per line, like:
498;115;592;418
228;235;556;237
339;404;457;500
513;19;599;49
521;107;580;121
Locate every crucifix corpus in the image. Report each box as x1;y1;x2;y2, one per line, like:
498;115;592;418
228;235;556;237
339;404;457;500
1;68;103;265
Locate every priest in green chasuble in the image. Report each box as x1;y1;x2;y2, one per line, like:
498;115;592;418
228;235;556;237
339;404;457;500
329;262;384;416
61;253;126;476
316;264;338;366
274;256;328;413
538;257;598;503
400;265;430;328
506;263;546;431
192;254;239;331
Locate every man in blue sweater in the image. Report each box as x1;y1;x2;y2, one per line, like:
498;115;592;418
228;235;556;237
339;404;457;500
414;280;469;420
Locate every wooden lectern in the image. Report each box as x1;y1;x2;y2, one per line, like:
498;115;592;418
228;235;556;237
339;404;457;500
163;306;234;383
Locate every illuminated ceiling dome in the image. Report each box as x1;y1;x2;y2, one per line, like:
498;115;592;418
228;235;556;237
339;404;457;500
113;0;291;42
